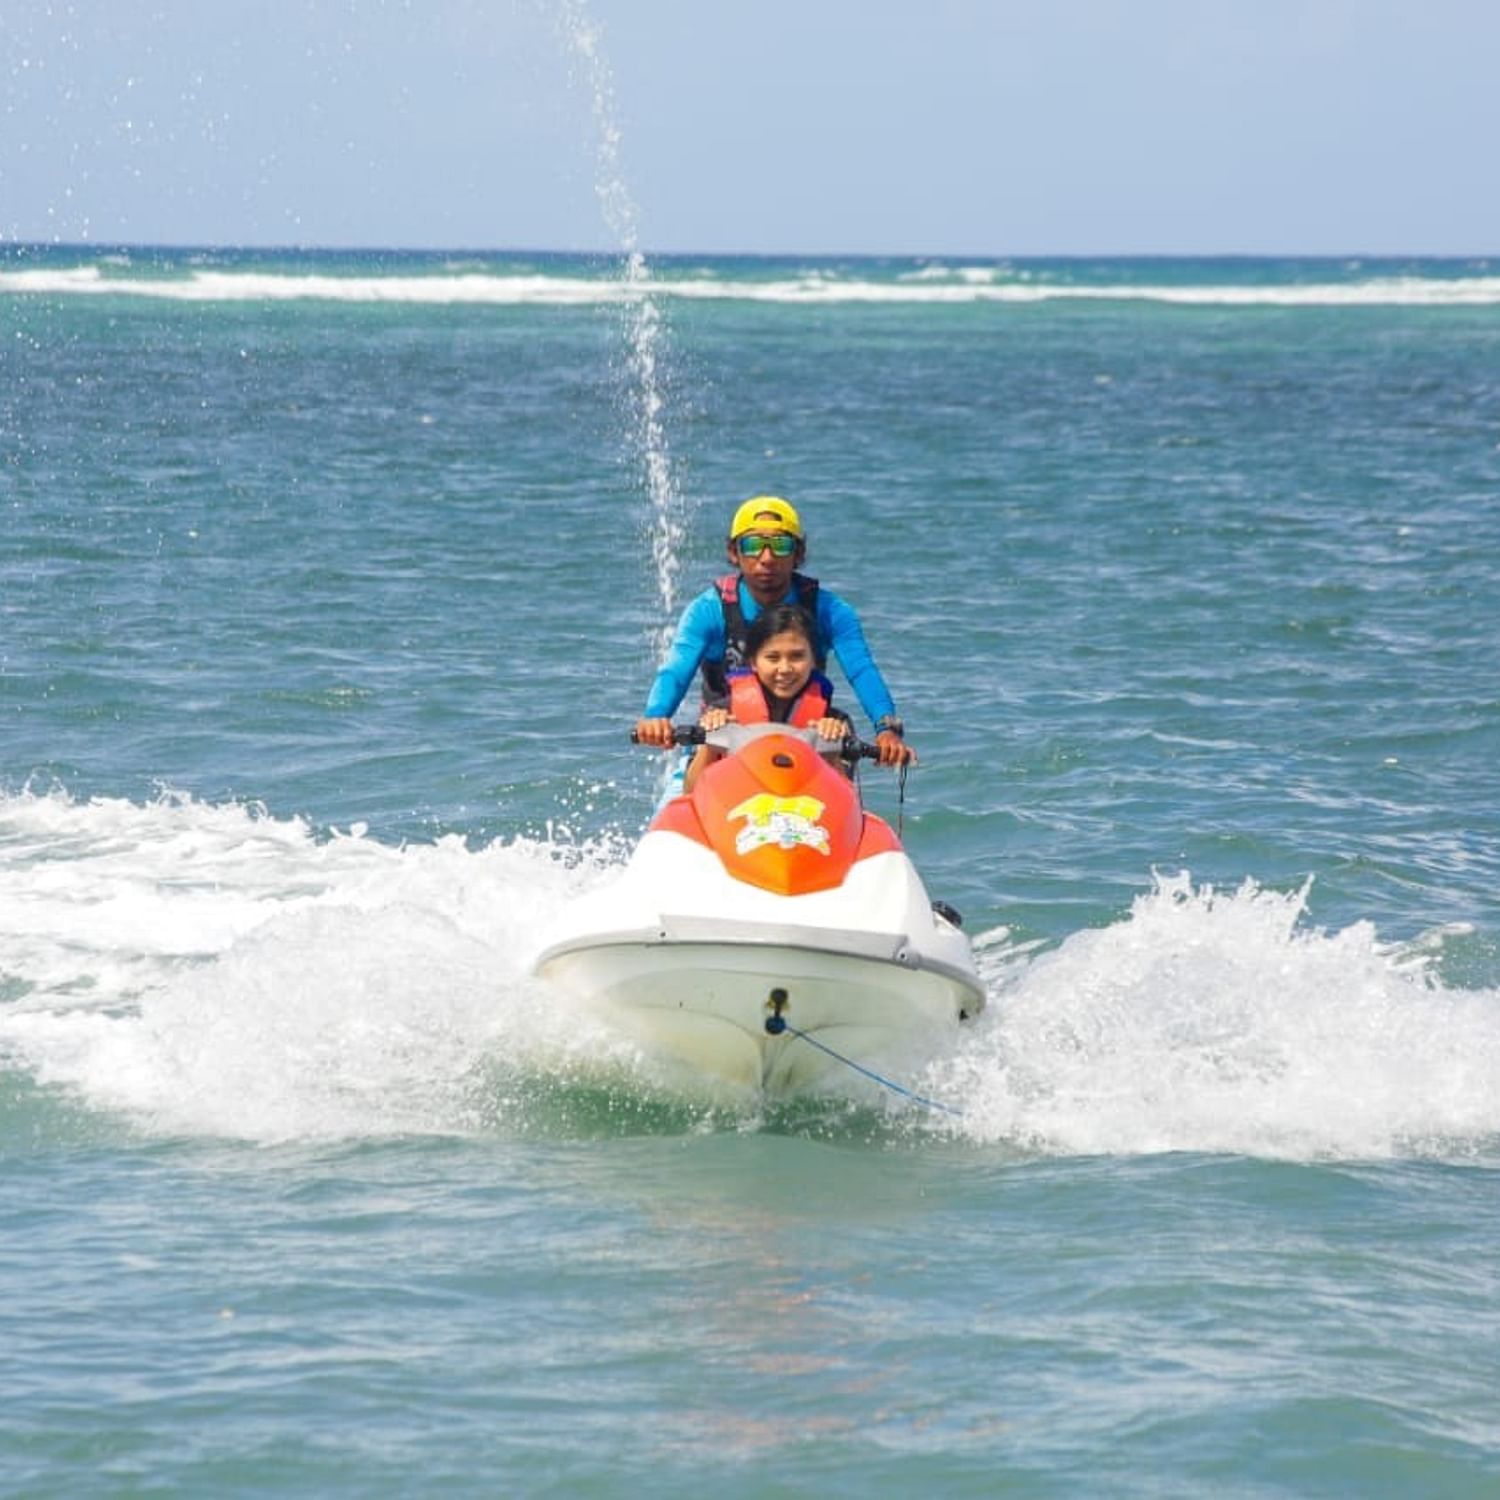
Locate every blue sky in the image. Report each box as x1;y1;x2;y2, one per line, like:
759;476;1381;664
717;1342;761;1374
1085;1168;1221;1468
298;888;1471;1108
3;0;1497;255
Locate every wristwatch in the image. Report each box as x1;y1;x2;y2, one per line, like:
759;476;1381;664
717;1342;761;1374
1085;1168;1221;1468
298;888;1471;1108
875;715;905;738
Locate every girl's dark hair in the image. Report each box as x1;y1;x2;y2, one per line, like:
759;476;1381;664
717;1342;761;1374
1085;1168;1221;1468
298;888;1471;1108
745;604;817;660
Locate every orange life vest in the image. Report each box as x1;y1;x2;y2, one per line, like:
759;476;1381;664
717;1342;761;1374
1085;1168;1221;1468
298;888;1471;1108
727;669;832;728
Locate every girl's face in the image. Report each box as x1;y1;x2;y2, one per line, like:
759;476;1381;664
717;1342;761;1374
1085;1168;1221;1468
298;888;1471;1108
752;629;814;701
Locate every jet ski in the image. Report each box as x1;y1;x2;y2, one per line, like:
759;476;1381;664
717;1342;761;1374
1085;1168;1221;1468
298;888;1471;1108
532;723;985;1099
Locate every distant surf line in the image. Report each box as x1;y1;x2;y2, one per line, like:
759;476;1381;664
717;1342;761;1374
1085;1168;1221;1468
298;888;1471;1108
7;264;1500;306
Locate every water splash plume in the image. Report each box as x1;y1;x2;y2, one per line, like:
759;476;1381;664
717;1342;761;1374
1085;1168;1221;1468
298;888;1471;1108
560;1;685;635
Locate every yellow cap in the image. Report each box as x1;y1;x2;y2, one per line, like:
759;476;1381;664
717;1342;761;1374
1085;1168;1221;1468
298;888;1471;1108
729;495;803;540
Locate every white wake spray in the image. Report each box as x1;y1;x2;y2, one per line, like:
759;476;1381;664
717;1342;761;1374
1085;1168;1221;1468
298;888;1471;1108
0;789;641;1141
5;794;1498;1156
935;873;1500;1161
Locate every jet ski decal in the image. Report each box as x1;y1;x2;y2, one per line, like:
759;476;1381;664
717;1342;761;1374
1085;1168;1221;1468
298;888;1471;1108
728;793;831;856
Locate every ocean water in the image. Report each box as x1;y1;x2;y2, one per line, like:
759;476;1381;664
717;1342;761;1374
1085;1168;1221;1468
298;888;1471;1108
3;245;1500;1496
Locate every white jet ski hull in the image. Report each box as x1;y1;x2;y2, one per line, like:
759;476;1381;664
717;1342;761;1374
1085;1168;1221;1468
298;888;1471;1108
534;830;984;1098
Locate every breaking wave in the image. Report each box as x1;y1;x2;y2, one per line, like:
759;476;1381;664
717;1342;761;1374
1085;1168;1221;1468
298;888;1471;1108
6;262;1500;307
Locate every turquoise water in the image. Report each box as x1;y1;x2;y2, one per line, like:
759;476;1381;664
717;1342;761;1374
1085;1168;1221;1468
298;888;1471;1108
4;247;1500;1494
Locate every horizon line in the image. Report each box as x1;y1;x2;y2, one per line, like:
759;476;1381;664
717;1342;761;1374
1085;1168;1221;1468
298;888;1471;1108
3;239;1497;263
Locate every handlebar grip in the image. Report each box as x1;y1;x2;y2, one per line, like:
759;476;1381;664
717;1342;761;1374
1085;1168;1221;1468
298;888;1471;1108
630;725;705;746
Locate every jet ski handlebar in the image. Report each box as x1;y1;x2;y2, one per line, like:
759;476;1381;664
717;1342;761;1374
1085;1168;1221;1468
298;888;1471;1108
627;724;708;747
630;723;882;760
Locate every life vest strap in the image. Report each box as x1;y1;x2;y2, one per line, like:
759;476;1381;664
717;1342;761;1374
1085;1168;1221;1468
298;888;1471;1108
702;572;823;703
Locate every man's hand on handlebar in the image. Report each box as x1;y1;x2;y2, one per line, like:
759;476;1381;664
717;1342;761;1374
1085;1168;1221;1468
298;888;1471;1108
875;729;918;767
633;717;677;750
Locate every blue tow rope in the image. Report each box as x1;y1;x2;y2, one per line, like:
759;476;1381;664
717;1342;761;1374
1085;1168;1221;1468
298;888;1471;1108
765;1015;963;1118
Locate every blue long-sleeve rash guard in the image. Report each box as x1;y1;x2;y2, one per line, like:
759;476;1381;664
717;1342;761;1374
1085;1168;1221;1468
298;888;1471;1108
642;578;898;727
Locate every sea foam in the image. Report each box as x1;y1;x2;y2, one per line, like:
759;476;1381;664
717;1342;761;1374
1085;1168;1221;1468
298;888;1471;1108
0;788;636;1141
936;873;1500;1161
4;792;1498;1155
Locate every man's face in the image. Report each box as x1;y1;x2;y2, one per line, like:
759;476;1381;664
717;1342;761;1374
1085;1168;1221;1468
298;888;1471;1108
729;524;802;604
